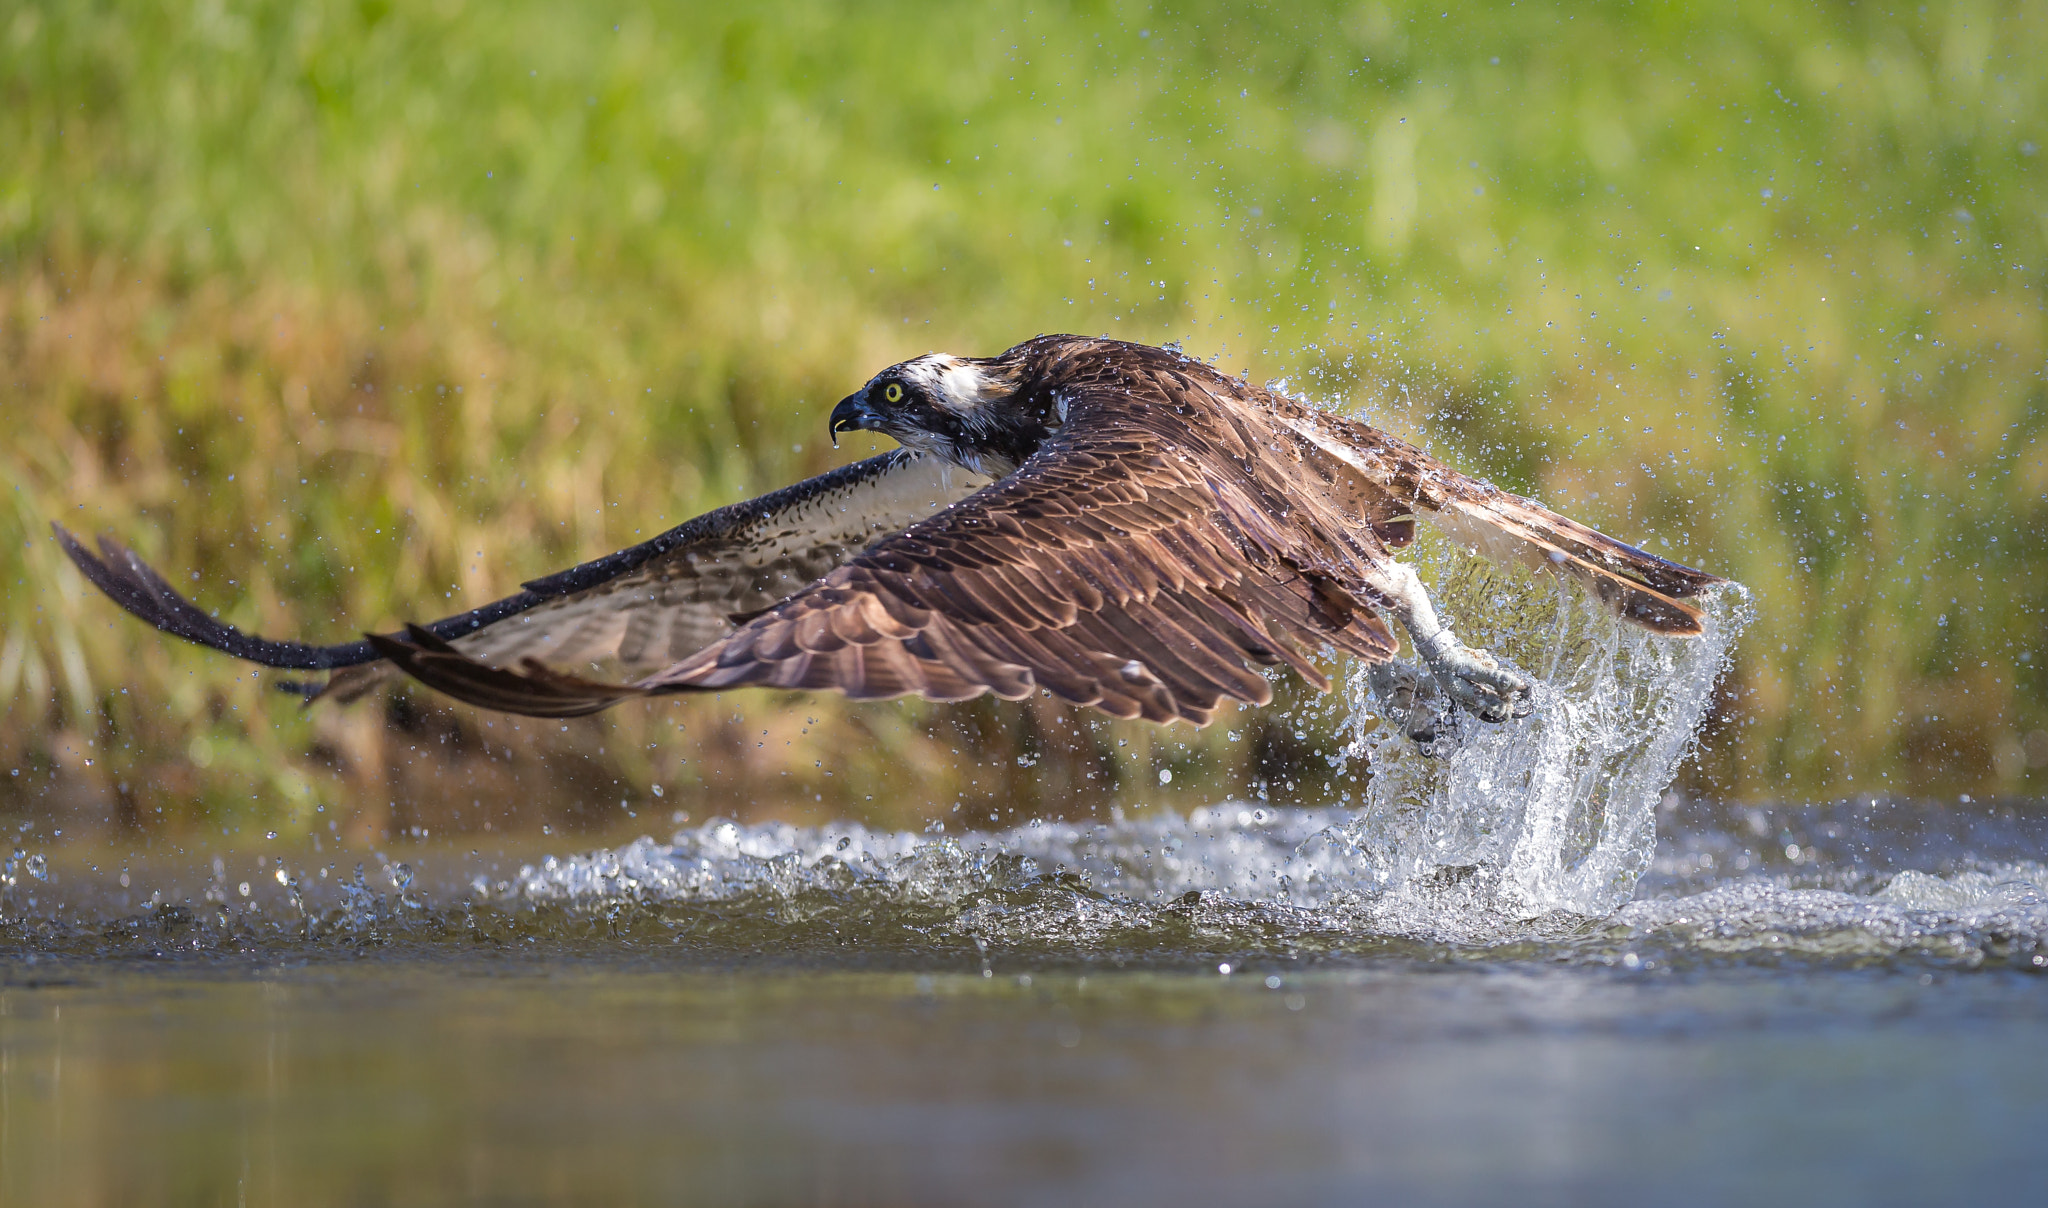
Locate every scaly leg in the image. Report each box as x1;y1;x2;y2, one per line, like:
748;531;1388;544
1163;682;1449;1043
1362;563;1532;724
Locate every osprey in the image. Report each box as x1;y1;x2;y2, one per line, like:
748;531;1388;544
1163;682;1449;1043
57;335;1721;737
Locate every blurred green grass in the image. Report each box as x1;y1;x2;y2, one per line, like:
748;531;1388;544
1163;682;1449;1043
3;0;2044;836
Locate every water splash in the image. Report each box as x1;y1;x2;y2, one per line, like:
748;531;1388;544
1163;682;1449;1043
482;798;2045;969
5;796;2043;970
1335;547;1753;929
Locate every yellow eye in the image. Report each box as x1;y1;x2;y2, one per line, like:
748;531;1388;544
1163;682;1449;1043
883;382;904;403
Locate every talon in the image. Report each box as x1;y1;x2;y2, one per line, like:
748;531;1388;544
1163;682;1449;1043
1414;634;1533;727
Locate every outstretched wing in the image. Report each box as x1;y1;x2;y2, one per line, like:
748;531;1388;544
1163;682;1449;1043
57;449;989;700
410;450;989;678
374;363;1403;725
1272;403;1724;634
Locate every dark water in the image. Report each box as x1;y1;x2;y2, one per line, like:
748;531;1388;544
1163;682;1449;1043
4;959;2045;1208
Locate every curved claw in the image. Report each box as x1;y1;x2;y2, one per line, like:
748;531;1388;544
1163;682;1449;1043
1422;641;1532;727
1441;677;1509;723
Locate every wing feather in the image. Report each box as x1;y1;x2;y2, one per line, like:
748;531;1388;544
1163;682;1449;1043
1270;403;1724;635
57;449;988;702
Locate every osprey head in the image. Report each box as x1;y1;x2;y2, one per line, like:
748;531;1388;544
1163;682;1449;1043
829;349;1046;477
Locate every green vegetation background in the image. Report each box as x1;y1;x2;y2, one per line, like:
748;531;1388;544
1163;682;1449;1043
3;0;2044;839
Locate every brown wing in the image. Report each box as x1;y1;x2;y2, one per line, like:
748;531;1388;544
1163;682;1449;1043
57;449;988;702
374;359;1403;725
1272;402;1724;634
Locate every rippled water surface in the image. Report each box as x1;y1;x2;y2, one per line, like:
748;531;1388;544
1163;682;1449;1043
5;587;2046;1204
9;808;2047;1208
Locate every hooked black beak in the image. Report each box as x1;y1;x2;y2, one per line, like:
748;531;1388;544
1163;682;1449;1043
828;392;872;448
